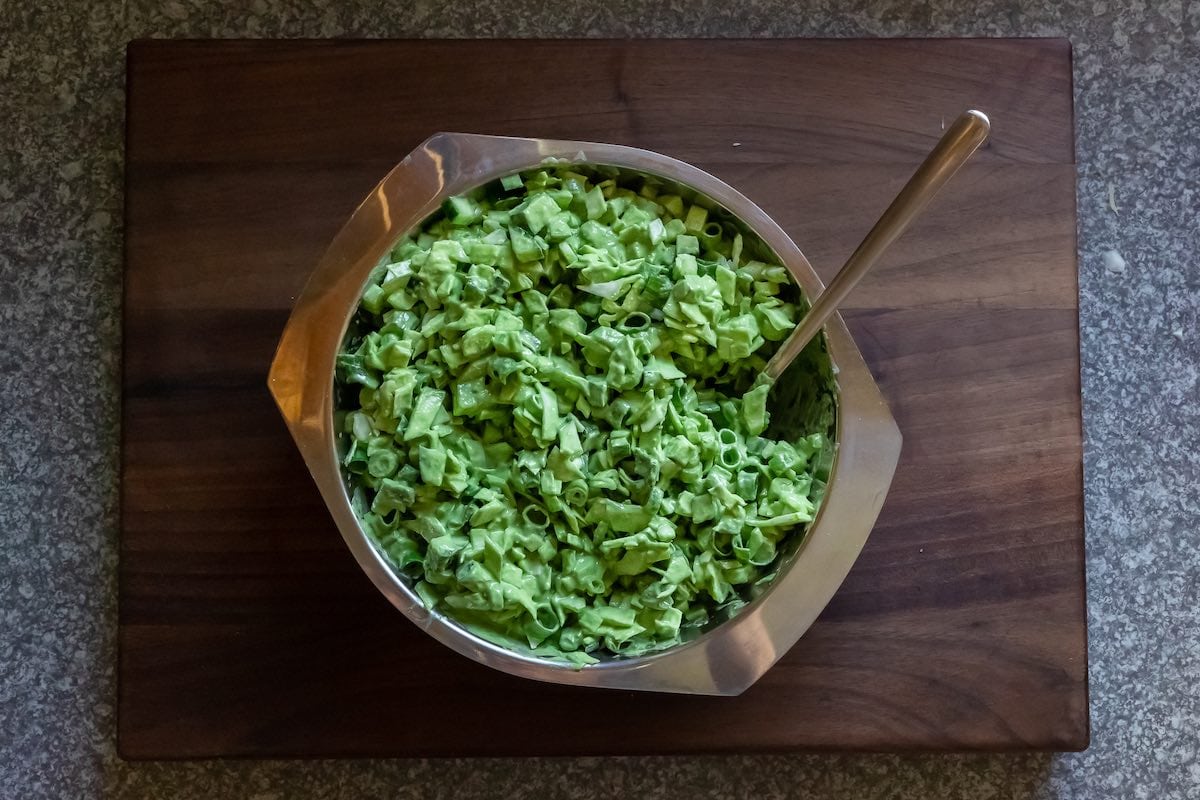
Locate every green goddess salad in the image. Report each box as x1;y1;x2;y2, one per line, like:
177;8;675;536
335;166;834;664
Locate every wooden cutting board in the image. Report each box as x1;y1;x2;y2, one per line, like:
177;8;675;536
120;38;1087;758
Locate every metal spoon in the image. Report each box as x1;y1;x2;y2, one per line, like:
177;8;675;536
762;109;991;381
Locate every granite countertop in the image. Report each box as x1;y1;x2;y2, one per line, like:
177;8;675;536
2;2;1197;798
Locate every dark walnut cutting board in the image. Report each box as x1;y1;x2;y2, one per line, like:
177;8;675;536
120;38;1087;758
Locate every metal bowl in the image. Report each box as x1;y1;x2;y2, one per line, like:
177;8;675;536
268;133;901;695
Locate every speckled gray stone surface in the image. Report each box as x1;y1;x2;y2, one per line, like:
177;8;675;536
2;1;1197;797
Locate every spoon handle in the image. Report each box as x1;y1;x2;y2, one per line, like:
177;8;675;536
763;109;991;381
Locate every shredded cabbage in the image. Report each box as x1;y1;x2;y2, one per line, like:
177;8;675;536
336;166;832;665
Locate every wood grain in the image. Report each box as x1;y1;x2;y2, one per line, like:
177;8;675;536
120;38;1087;758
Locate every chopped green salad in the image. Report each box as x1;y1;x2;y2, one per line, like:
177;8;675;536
336;166;833;665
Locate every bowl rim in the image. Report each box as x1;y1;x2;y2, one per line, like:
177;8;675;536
268;132;902;695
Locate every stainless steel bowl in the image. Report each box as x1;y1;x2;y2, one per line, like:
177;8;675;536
268;133;901;695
